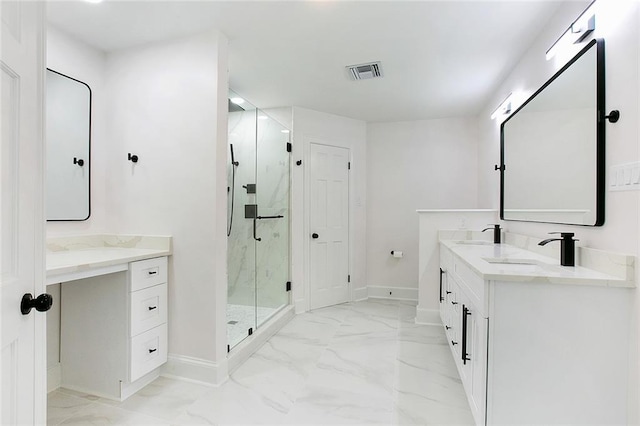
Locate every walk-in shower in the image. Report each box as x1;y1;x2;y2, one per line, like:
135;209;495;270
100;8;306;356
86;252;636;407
227;91;291;350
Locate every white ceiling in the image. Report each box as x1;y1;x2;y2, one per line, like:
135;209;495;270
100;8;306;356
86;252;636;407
47;0;567;122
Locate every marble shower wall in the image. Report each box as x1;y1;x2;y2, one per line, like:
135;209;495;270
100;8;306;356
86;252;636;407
227;107;290;311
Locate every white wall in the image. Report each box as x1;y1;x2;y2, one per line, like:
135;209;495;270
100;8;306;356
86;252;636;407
104;31;229;370
365;118;479;296
477;2;640;422
291;107;367;310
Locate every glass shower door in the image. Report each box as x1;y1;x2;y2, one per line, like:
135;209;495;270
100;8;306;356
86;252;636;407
255;115;290;328
227;94;257;349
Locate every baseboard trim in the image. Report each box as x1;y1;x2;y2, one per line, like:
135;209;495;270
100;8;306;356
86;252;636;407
415;305;441;325
353;286;368;302
294;298;306;314
161;354;228;387
48;363;61;393
367;285;418;302
121;369;161;400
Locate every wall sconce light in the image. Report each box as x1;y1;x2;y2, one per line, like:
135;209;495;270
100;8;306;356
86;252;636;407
546;0;596;61
491;93;513;120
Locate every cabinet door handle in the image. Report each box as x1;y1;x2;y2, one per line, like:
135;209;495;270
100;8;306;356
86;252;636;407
148;306;157;311
462;304;471;365
148;348;157;354
439;268;445;302
451;301;458;305
446;291;452;295
451;340;458;346
148;270;158;275
445;325;452;330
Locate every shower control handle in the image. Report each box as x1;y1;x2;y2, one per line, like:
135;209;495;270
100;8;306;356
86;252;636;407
312;233;319;239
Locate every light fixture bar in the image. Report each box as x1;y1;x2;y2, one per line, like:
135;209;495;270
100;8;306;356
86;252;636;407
546;0;596;61
491;93;513;120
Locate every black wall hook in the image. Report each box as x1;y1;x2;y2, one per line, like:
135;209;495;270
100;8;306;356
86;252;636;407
296;160;302;166
605;110;620;123
73;157;84;167
128;153;139;163
494;164;505;171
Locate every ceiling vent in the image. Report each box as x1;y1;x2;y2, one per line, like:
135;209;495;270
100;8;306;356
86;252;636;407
347;61;383;80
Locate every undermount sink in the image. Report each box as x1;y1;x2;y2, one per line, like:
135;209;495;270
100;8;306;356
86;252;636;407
455;240;493;246
483;258;539;266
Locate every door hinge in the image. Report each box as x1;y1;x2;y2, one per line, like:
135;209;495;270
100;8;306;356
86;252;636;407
348;162;351;170
286;281;291;292
286;142;292;153
348;275;351;283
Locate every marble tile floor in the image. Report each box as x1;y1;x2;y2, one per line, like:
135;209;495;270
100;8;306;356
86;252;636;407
48;299;474;425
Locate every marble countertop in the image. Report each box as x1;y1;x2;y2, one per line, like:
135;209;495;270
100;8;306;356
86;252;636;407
440;239;634;288
46;234;172;280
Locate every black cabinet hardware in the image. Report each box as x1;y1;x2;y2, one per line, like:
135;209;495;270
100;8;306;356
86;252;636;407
312;233;319;239
21;293;53;315
446;291;452;295
451;301;458;305
148;306;157;311
451;340;458;346
127;153;138;163
73;157;84;167
439;268;445;302
296;160;302;166
445;325;452;330
148;270;157;275
462;305;471;365
148;348;157;354
494;164;505;171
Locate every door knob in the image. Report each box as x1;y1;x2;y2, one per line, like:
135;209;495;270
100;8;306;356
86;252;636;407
312;233;319;239
21;293;53;315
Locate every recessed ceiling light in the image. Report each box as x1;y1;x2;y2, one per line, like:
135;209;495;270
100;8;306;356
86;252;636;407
230;97;245;105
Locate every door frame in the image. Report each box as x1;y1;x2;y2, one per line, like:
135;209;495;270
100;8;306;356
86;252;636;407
304;138;351;312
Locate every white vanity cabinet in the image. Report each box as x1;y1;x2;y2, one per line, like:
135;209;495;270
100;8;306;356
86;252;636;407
60;256;169;400
439;242;632;425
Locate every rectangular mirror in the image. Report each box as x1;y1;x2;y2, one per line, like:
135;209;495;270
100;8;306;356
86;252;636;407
46;69;91;221
500;38;605;226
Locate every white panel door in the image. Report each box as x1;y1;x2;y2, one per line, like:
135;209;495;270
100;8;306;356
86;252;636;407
309;143;349;310
1;2;46;424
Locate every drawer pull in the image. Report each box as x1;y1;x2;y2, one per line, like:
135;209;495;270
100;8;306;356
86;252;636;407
451;301;458;305
148;270;158;275
451;340;458;346
148;348;157;353
148;306;157;311
445;325;452;330
462;305;471;365
446;291;452;294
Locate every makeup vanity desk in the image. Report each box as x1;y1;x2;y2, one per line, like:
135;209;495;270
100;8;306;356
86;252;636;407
46;235;172;401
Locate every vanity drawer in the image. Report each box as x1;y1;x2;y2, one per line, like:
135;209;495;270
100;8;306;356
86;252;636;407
453;258;484;311
130;283;167;337
130;323;168;382
130;257;167;291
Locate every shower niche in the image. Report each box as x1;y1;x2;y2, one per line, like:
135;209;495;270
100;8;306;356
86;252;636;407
226;91;291;350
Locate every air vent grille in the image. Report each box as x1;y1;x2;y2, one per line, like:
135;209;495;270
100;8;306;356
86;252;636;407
347;61;383;80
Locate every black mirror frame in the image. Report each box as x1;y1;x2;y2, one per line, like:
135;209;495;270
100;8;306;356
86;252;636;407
499;38;605;227
46;68;92;222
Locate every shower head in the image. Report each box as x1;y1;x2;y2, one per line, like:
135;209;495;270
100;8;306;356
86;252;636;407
230;144;239;167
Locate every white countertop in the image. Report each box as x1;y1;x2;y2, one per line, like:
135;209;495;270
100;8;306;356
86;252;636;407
441;239;634;288
46;234;172;284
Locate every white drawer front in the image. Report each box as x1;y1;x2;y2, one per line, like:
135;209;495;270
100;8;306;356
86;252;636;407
130;323;167;382
130;283;167;337
130;257;167;292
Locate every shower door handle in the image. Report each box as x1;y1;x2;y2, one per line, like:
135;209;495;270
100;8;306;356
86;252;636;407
252;219;262;242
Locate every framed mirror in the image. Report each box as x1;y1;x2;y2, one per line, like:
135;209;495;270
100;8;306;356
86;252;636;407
46;69;91;221
500;38;605;226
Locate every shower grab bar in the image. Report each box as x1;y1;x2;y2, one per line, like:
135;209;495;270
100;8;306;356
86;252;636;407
256;215;284;220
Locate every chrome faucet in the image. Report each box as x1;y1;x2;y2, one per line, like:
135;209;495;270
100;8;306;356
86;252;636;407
482;224;501;244
538;232;578;267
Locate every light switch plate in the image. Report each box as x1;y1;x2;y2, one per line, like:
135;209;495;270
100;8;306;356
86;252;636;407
610;162;640;191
